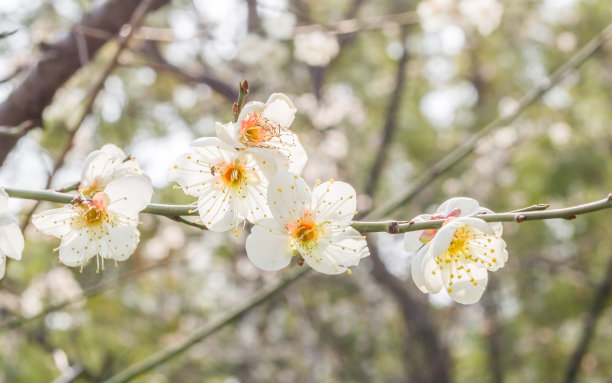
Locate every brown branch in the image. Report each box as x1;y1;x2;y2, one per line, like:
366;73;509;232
482;278;504;383
0;0;171;166
246;0;261;33
140;40;236;101
368;237;452;383
363;26;409;197
18;0;160;234
563;252;612;383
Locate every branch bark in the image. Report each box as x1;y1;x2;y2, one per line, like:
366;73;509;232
0;0;171;165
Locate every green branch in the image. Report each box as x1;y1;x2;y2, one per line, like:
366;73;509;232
102;268;307;383
367;22;612;219
5;187;612;232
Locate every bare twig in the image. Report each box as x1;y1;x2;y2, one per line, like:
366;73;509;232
563;252;612;383
101;268;308;383
140;40;236;101
367;22;612;219
0;0;171;165
18;0;157;232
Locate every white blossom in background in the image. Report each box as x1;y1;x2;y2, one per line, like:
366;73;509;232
216;93;307;175
237;34;289;67
263;11;296;40
0;188;24;279
294;30;339;67
79;144;142;197
458;0;503;36
246;172;369;274
33;175;153;272
169;137;275;232
417;0;455;33
405;197;508;304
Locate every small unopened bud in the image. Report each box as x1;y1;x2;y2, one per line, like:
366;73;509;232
388;221;400;234
232;102;239;115
516;214;526;223
71;196;84;205
241;79;249;93
566;215;577;220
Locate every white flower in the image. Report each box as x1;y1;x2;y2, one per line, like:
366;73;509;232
168;137;276;232
32;175;153;271
263;12;296;40
459;0;503;36
0;188;24;279
417;0;455;33
405;197;508;304
293;30;339;67
216;93;307;175
245;171;369;275
79;144;142;197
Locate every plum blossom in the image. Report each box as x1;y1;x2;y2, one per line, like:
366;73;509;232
33;175;153;271
216;93;307;174
168;137;276;232
458;0;503;36
405;197;507;304
293;30;339;67
0;188;24;279
79;144;142;197
246;171;369;275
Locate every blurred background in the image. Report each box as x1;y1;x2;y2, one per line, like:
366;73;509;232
1;0;612;381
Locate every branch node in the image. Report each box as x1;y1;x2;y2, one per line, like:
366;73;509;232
565;215;577;220
607;193;612;201
515;214;526;223
388;221;400;234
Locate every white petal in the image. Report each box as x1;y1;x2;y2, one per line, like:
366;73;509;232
477;207;504;236
0;188;8;213
267;171;311;223
105;175;153;218
168;150;216;197
324;227;369;266
32;207;75;238
100;143;126;159
237;101;265;124
421;250;443;293
403;214;432;252
102;224;140;261
286;138;308;175
215;122;242;148
246;219;293;271
197;188;236;232
437;197;480;217
263;93;297;127
454;217;495;235
0;217;24;260
410;246;430;293
0;256;5;279
447;267;488;304
430;220;460;257
311;180;357;224
59;230;97;267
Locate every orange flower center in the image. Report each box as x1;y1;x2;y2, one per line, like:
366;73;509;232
75;192;111;228
217;159;247;188
287;213;319;245
239;113;276;146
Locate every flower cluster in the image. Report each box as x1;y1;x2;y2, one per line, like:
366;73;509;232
33;145;152;272
170;93;370;274
404;198;508;304
7;91;509;305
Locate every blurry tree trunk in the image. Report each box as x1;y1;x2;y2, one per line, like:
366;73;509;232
0;0;171;166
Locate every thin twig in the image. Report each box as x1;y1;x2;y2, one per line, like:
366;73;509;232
366;22;612;219
363;26;410;197
6;187;612;233
18;0;156;232
168;216;207;231
563;252;612;383
0;258;176;332
101;268;308;383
